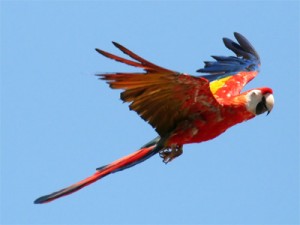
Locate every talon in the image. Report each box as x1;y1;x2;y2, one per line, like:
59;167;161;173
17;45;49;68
159;145;183;164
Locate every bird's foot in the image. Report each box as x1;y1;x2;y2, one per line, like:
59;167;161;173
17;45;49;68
159;145;183;164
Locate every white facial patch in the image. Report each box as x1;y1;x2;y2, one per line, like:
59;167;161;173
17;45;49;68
245;90;263;114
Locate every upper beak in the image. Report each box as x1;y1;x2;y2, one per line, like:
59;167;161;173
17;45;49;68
265;93;274;115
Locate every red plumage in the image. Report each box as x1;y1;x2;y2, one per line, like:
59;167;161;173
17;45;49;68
34;33;274;204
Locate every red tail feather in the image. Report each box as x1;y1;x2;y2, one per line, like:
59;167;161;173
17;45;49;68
34;144;159;204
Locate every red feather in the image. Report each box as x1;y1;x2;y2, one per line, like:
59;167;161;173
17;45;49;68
34;33;273;204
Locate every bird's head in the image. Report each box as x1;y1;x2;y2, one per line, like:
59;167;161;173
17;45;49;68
245;87;274;116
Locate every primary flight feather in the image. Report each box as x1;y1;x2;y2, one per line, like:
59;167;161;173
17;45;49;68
34;32;274;204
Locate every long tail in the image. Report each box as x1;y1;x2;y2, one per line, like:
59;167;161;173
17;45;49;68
34;137;162;204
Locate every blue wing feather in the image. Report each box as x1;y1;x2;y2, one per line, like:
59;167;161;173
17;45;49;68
197;32;260;82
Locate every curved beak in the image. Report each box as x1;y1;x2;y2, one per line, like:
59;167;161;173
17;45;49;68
265;93;274;115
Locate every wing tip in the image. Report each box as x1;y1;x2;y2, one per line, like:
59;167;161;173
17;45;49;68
233;32;243;39
96;41;120;52
197;32;260;79
112;41;121;48
95;48;107;56
223;32;260;61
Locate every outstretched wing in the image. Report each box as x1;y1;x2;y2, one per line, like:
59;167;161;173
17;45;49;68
197;32;261;98
96;42;220;136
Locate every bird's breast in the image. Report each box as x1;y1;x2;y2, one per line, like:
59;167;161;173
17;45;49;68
167;107;254;146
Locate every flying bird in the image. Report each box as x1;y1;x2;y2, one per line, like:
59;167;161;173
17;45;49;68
34;32;274;204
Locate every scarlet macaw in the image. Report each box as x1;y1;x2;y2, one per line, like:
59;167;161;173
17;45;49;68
34;32;274;204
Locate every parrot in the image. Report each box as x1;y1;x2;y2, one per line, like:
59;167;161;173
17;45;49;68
34;32;274;204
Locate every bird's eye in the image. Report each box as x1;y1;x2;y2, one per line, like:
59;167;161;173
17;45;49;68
251;91;258;97
255;96;268;115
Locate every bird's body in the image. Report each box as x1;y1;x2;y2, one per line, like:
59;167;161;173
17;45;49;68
34;33;274;204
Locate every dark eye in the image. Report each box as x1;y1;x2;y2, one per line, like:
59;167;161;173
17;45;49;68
255;96;267;115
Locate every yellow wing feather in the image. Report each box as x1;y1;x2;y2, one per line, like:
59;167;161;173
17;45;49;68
209;76;232;94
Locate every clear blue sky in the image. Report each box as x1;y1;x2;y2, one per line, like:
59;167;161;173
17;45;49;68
1;1;299;224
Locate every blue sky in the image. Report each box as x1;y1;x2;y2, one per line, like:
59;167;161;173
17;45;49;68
1;1;299;224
